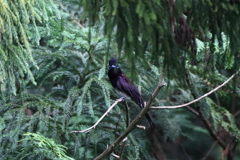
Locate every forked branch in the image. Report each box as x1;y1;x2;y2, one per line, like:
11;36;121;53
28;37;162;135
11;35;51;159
150;69;240;110
70;98;123;133
94;72;165;160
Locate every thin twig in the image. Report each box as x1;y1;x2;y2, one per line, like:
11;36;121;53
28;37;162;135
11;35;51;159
124;101;130;127
185;72;227;149
185;106;226;148
136;125;146;130
111;153;120;159
119;137;128;160
71;16;84;28
200;141;217;160
94;71;165;160
185;106;199;116
70;98;123;133
178;141;192;160
150;69;240;109
199;108;226;149
200;77;232;93
117;101;130;159
59;3;84;28
234;109;240;117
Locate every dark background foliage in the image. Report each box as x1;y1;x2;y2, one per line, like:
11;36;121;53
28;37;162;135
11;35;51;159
0;0;240;159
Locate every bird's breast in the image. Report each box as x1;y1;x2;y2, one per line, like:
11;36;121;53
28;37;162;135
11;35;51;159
115;89;131;100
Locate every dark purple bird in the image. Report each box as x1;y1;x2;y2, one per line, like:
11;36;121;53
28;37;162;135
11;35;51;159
108;58;153;128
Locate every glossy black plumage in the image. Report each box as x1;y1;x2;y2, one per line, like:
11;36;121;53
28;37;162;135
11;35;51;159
108;58;153;128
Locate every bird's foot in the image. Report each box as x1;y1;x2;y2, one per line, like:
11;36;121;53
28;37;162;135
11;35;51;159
120;97;125;101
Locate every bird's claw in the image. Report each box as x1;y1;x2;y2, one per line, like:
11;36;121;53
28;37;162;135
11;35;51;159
120;97;125;101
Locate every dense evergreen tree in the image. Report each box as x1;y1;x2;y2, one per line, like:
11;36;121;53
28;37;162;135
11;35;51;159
0;0;240;159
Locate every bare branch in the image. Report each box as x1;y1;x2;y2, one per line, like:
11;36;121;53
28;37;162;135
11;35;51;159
118;137;128;160
59;3;84;28
200;141;217;160
122;137;128;143
150;69;240;110
70;98;123;133
124;101;130;128
71;17;84;28
200;77;232;93
94;72;165;160
200;114;226;148
111;153;120;159
185;106;226;148
185;106;199;116
178;140;191;160
116;101;130;159
136;125;146;130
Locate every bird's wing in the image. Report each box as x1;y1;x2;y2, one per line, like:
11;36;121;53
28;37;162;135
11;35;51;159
117;74;153;128
117;74;144;108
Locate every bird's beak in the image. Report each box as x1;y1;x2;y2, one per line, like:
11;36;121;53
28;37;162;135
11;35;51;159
108;65;118;70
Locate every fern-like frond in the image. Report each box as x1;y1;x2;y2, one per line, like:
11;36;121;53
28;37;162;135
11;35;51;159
19;132;75;160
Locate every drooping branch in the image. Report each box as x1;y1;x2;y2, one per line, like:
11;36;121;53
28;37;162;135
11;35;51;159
70;98;123;133
59;3;84;28
111;101;130;159
183;105;226;148
185;106;199;116
94;73;165;160
183;71;228;150
150;69;240;110
200;141;217;160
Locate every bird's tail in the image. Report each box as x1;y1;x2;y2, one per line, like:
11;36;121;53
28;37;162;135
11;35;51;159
145;112;154;128
138;102;154;128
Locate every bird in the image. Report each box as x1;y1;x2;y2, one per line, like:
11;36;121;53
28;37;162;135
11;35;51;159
108;58;153;128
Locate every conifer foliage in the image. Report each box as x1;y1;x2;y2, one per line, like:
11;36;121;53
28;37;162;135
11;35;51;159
0;0;240;160
0;0;60;95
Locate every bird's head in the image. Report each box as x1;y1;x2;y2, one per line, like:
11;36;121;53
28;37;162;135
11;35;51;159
108;58;122;78
108;58;119;70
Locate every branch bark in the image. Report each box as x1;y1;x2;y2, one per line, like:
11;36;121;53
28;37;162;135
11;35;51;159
185;106;226;148
92;68;239;159
150;69;240;109
116;101;130;159
59;3;84;28
71;98;123;133
94;73;165;160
